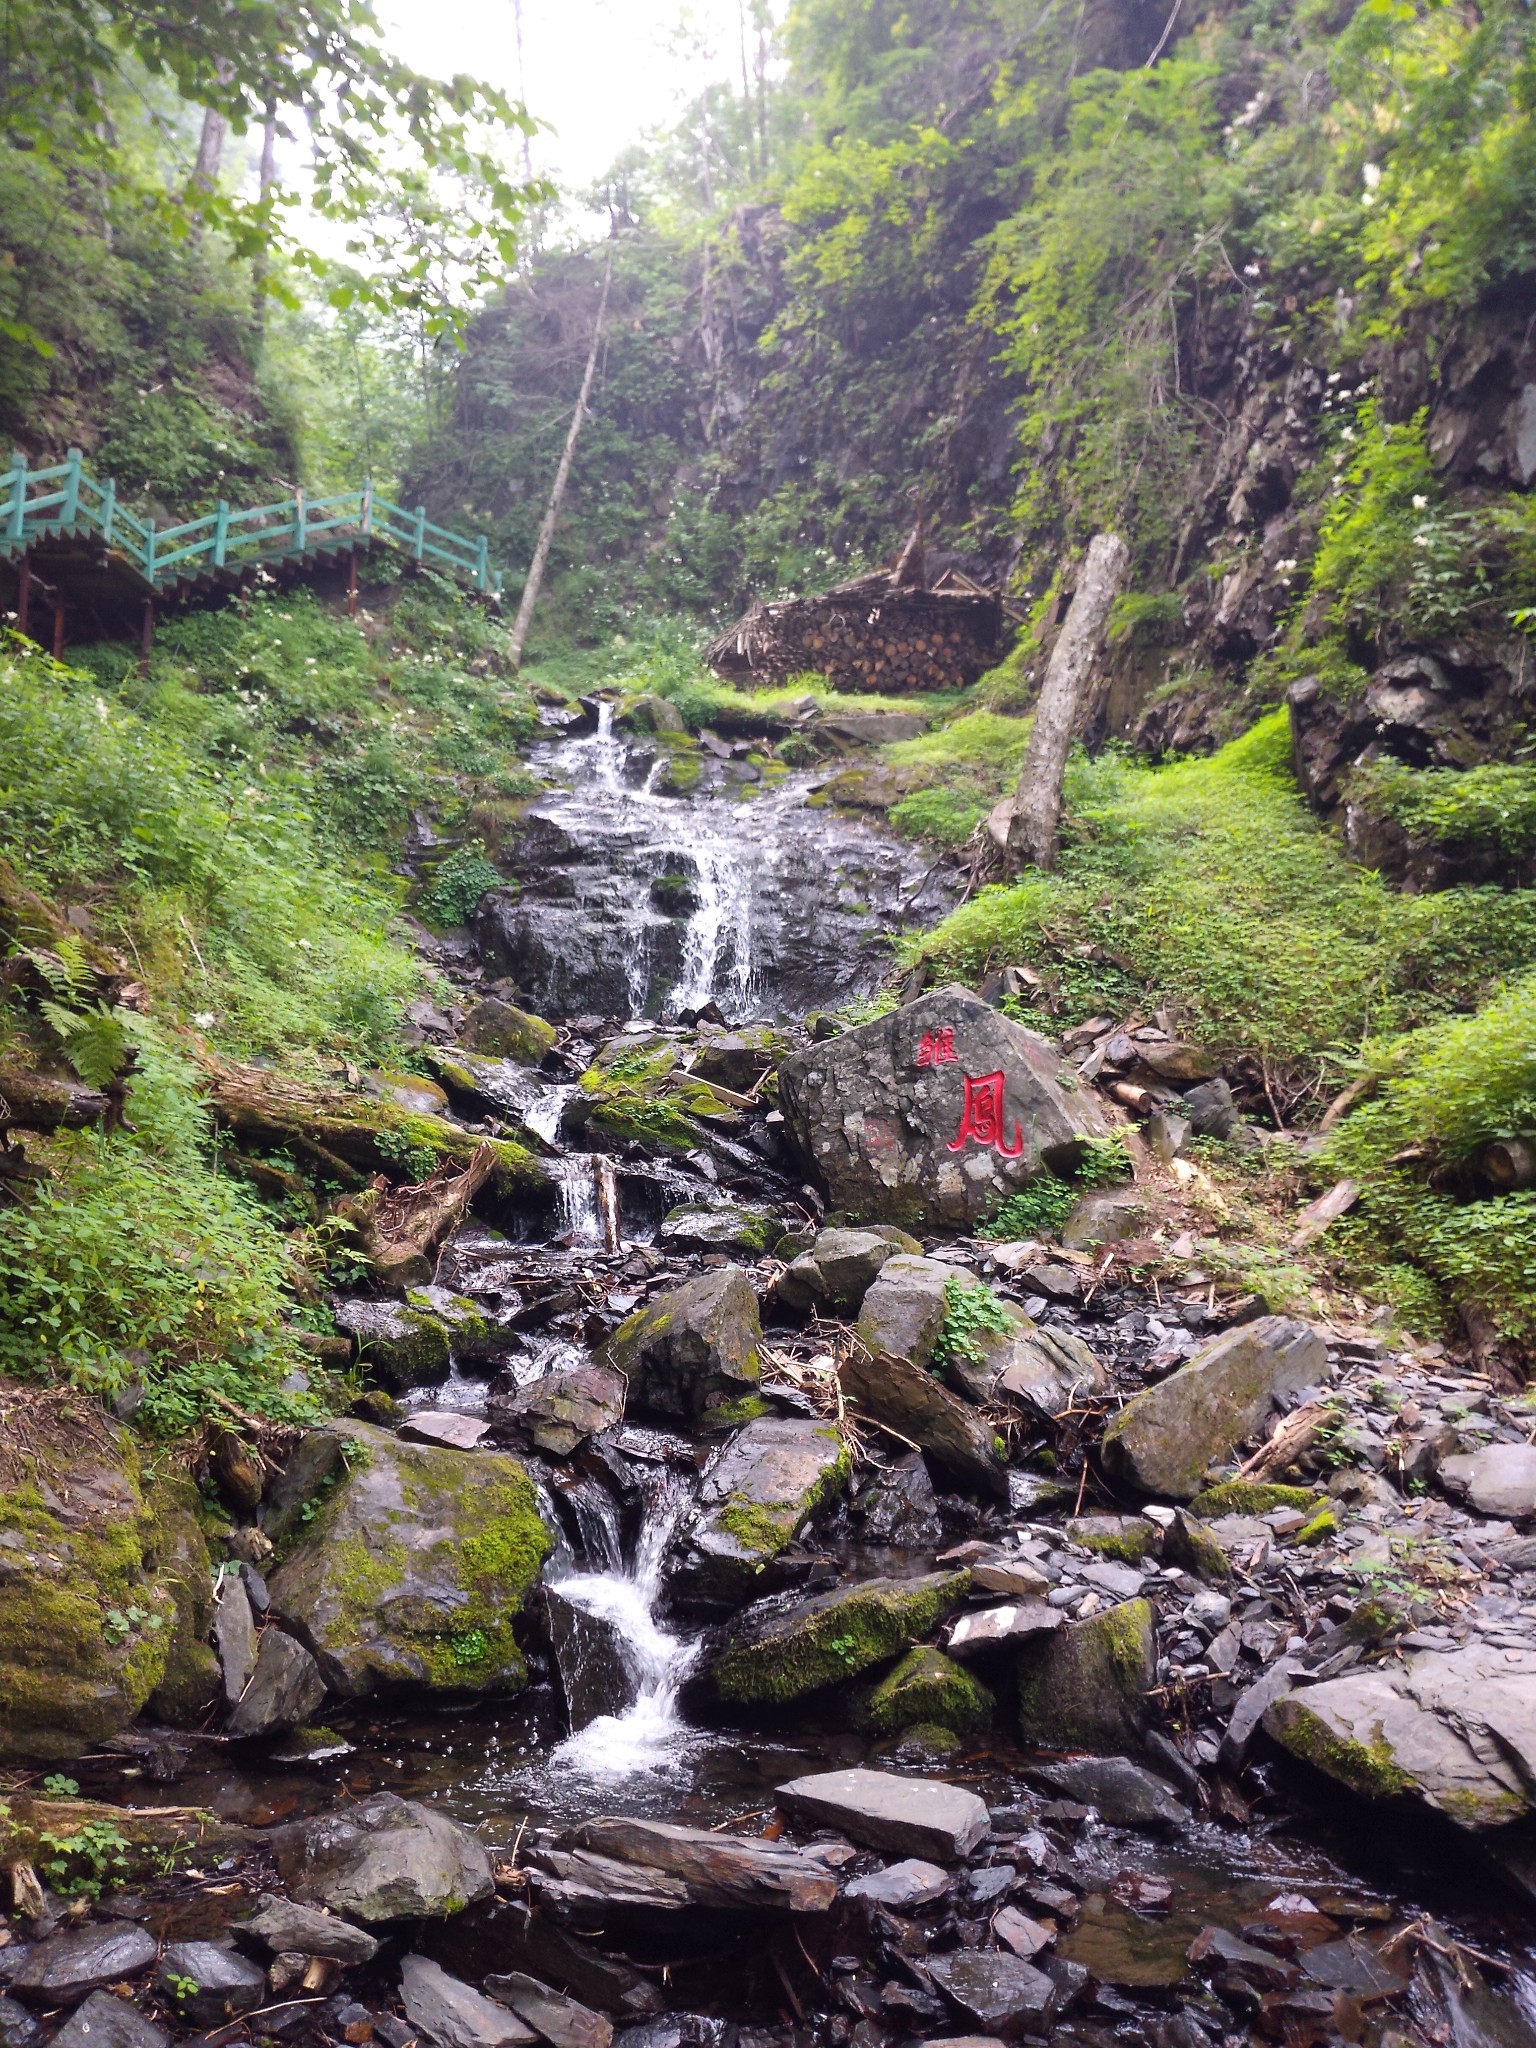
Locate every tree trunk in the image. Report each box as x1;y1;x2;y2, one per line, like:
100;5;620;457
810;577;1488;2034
507;252;613;671
191;106;228;194
1004;531;1128;870
1479;1137;1536;1192
0;1068;110;1133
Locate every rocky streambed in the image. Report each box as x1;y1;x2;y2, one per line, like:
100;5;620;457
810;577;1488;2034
4;708;1536;2048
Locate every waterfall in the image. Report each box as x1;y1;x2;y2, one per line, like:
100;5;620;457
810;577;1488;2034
673;833;757;1016
550;1153;605;1245
547;1468;699;1781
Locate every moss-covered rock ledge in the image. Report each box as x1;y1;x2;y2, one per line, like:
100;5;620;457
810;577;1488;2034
265;1421;552;1697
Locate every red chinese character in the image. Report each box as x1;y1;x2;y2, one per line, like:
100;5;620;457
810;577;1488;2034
946;1070;1024;1157
915;1026;958;1067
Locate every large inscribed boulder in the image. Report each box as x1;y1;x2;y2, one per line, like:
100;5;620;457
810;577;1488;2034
777;986;1108;1230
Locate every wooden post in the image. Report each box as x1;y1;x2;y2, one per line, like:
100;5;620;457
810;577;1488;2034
412;505;426;561
6;452;26;545
294;487;307;555
360;483;373;536
144;519;156;583
474;534;489;592
16;550;30;637
51;603;65;661
1004;531;1128;871
347;548;359;617
62;447;82;528
139;599;154;671
213;499;230;568
101;477;116;546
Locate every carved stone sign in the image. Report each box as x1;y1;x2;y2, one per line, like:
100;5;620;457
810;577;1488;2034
778;984;1110;1231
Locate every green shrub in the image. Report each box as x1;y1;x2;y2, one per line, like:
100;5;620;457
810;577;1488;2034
1351;759;1536;863
417;845;503;926
931;1275;1015;1372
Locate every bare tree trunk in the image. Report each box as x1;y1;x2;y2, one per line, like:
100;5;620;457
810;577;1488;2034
1004;531;1128;870
191;105;228;195
508;253;613;671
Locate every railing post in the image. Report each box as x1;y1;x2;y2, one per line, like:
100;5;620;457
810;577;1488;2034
6;453;25;545
101;477;116;546
144;520;156;584
62;447;82;529
294;488;307;554
413;505;426;561
360;483;373;536
214;499;230;569
475;535;489;591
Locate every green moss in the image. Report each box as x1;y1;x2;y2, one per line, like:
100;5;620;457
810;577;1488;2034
1188;1481;1323;1517
713;1570;970;1704
576;1068;699;1148
1016;1597;1155;1750
1295;1506;1339;1546
714;1433;850;1558
1068;1520;1156;1563
697;1394;774;1434
857;1646;995;1735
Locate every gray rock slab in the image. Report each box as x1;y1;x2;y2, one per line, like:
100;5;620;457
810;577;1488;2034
233;1894;380;1964
47;1992;165;2048
572;1817;837;1913
0;1998;40;2048
599;1268;761;1423
10;1926;157;2006
509;1366;626;1458
1061;1189;1149;1250
778;1228;922;1315
274;1790;495;1922
840;1859;951;1909
1100;1316;1330;1498
947;1603;1062;1656
485;1973;614;2048
855;1256;953;1368
778;985;1110;1232
399;1412;491;1451
776;1767;988;1861
546;1585;635;1732
1026;1758;1187;1828
401;1957;537;2048
839;1346;1009;1499
1265;1641;1536;1827
157;1942;265;2029
1439;1445;1536;1518
212;1577;259;1710
927;1950;1056;2036
227;1627;326;1737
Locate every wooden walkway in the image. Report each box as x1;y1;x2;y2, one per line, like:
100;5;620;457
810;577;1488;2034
2;449;501;654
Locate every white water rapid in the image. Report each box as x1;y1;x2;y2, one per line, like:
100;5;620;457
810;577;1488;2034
547;1468;699;1783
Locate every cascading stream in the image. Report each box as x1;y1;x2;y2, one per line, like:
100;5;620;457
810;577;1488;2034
546;1467;699;1782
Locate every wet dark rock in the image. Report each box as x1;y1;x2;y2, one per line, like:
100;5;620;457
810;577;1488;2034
570;1818;838;1912
47;1992;164;2048
273;1790;495;1922
600;1268;762;1424
424;1904;664;2017
1060;1190;1150;1250
776;1767;989;1861
525;1850;690;1912
485;1973;614;2048
233;1895;380;1964
546;1586;634;1731
713;1572;970;1703
854;1454;942;1549
690;1030;782;1092
856;1646;994;1735
839;1347;1008;1499
401;1956;537;2048
1297;1940;1407;1995
777;1228;923;1315
611;2020;728;2048
329;1296;454;1392
510;1366;627;1458
1026;1759;1187;1828
157;1941;266;2028
778;987;1110;1231
1439;1444;1536;1518
267;1421;551;1698
841;1860;951;1908
1186;1927;1296;1992
0;1999;39;2048
670;1415;850;1603
926;1950;1056;2035
1016;1599;1157;1751
10;1924;157;2005
226;1627;326;1737
1100;1317;1331;1499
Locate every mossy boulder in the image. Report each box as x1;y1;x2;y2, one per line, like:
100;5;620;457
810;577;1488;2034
669;1417;850;1605
712;1571;971;1705
370;1069;451;1117
0;1389;215;1759
601;1267;762;1424
622;693;688;736
457;999;557;1067
1187;1480;1323;1518
267;1422;552;1699
1066;1515;1157;1564
144;1471;221;1725
856;1647;994;1736
691;1027;787;1093
332;1290;492;1392
566;1067;699;1150
1016;1597;1157;1753
657;1203;780;1255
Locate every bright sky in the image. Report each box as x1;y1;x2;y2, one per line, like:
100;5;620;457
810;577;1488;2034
381;0;768;203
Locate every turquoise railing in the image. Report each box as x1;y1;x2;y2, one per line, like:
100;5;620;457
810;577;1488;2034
1;449;499;598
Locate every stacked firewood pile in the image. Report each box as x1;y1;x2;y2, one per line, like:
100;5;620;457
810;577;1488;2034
705;534;1016;694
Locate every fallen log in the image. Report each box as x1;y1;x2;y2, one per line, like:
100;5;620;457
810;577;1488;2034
355;1143;498;1287
0;1065;110;1132
1478;1137;1536;1192
1237;1398;1331;1481
199;1055;546;1194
